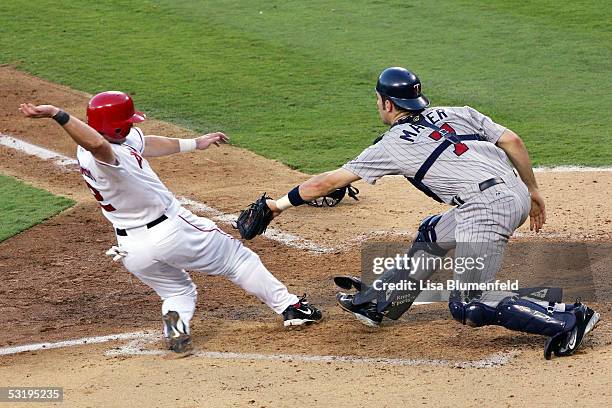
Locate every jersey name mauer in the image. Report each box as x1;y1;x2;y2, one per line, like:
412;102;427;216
343;106;514;204
76;127;179;229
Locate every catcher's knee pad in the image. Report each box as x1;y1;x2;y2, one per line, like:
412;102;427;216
414;215;449;257
449;300;497;327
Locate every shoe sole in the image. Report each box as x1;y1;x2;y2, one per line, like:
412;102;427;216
336;299;380;327
283;318;321;327
353;312;381;327
166;334;193;354
585;312;600;335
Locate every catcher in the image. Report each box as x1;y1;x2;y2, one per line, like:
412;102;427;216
237;67;600;359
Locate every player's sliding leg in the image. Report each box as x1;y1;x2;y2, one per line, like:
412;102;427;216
225;245;323;326
336;210;457;326
171;208;322;327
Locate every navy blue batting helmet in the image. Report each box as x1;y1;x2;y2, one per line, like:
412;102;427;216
376;67;429;111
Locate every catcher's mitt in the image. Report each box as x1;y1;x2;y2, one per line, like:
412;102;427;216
235;193;273;240
307;184;360;208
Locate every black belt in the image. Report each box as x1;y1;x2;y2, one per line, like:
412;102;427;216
116;214;168;236
478;176;505;191
452;177;506;205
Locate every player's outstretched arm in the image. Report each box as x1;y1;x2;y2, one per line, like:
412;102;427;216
143;132;228;157
298;168;361;200
19;103;115;164
267;168;361;217
496;129;546;232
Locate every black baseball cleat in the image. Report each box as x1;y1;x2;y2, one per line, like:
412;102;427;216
336;292;383;327
163;311;193;354
282;295;323;327
544;302;600;360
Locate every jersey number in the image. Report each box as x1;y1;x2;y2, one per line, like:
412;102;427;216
84;181;116;212
428;123;469;156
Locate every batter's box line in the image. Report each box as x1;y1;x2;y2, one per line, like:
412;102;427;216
104;333;519;369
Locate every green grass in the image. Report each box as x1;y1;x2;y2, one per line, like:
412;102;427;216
0;0;609;172
0;174;74;242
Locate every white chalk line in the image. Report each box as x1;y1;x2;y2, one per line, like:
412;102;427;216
0;134;335;254
0;331;153;356
0;331;518;368
0;134;78;167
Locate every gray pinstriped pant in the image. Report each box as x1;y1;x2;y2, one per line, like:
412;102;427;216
424;171;531;304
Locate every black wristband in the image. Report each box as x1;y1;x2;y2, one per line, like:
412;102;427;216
287;185;306;206
52;110;70;126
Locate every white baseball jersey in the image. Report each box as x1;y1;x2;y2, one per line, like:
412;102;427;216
76;127;179;229
343;106;513;204
76;127;299;334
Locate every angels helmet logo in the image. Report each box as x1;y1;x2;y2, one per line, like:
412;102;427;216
414;83;421;95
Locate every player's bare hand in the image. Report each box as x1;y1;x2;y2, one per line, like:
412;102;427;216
19;103;60;119
529;189;546;233
196;132;229;150
266;199;283;219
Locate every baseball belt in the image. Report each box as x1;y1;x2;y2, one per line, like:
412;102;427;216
452;176;505;206
116;214;168;236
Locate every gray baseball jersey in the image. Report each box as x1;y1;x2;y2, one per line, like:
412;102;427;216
343;106;513;205
345;106;531;304
342;99;586;342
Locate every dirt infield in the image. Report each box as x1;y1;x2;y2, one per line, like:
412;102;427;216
0;66;611;407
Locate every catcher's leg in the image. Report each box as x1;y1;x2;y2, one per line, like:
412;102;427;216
447;184;600;358
449;293;600;359
340;210;457;324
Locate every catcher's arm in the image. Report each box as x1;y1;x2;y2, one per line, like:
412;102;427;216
143;133;228;157
267;168;361;217
236;169;359;239
496;129;546;232
19;103;116;164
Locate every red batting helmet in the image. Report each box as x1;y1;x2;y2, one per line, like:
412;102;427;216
86;91;146;141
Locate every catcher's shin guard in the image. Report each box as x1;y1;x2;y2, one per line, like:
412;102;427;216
353;215;453;320
449;296;575;337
